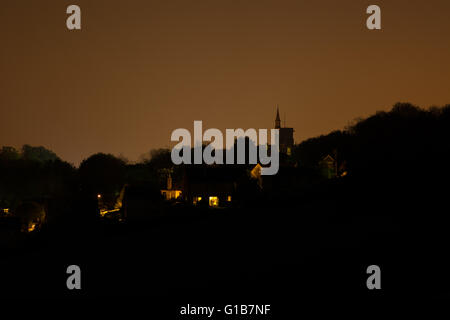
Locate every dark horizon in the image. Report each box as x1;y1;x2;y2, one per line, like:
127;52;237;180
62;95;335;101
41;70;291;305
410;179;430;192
2;0;450;165
3;101;448;167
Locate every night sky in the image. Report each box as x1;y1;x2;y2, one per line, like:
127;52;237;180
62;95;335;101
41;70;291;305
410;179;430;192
1;0;450;165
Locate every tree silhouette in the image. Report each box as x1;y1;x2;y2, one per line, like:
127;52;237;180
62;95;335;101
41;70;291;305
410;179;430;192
79;153;126;196
21;145;59;163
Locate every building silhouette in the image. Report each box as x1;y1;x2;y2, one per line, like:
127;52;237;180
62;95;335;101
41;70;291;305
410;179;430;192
275;105;294;155
156;107;296;208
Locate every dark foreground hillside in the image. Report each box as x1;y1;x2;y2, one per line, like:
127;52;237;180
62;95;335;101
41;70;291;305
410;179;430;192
0;179;448;306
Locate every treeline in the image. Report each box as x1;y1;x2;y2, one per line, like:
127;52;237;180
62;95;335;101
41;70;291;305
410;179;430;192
2;102;450;217
290;102;450;228
0;147;172;208
293;102;450;178
0;147;176;227
0;146;76;208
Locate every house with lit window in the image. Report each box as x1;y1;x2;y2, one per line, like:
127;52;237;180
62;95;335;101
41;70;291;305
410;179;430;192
319;154;337;179
318;154;347;179
161;106;295;207
160;171;183;201
182;166;241;208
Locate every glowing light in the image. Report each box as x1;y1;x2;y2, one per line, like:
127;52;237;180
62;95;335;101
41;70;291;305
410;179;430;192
161;189;182;200
227;196;232;202
209;196;219;207
97;194;102;199
250;164;262;179
99;208;120;217
28;223;36;232
287;147;292;156
193;196;202;204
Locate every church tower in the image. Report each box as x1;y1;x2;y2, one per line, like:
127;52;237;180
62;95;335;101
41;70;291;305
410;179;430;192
275;104;281;129
274;105;294;156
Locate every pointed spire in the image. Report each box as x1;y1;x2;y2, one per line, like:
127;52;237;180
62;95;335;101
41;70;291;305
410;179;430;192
275;104;281;129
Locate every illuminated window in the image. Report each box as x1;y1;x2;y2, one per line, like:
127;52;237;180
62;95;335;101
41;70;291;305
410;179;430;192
161;190;182;200
209;196;219;207
227;196;232;202
28;222;37;233
193;196;202;205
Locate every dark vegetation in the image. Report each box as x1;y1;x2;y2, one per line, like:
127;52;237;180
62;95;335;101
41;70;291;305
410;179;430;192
1;102;449;300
